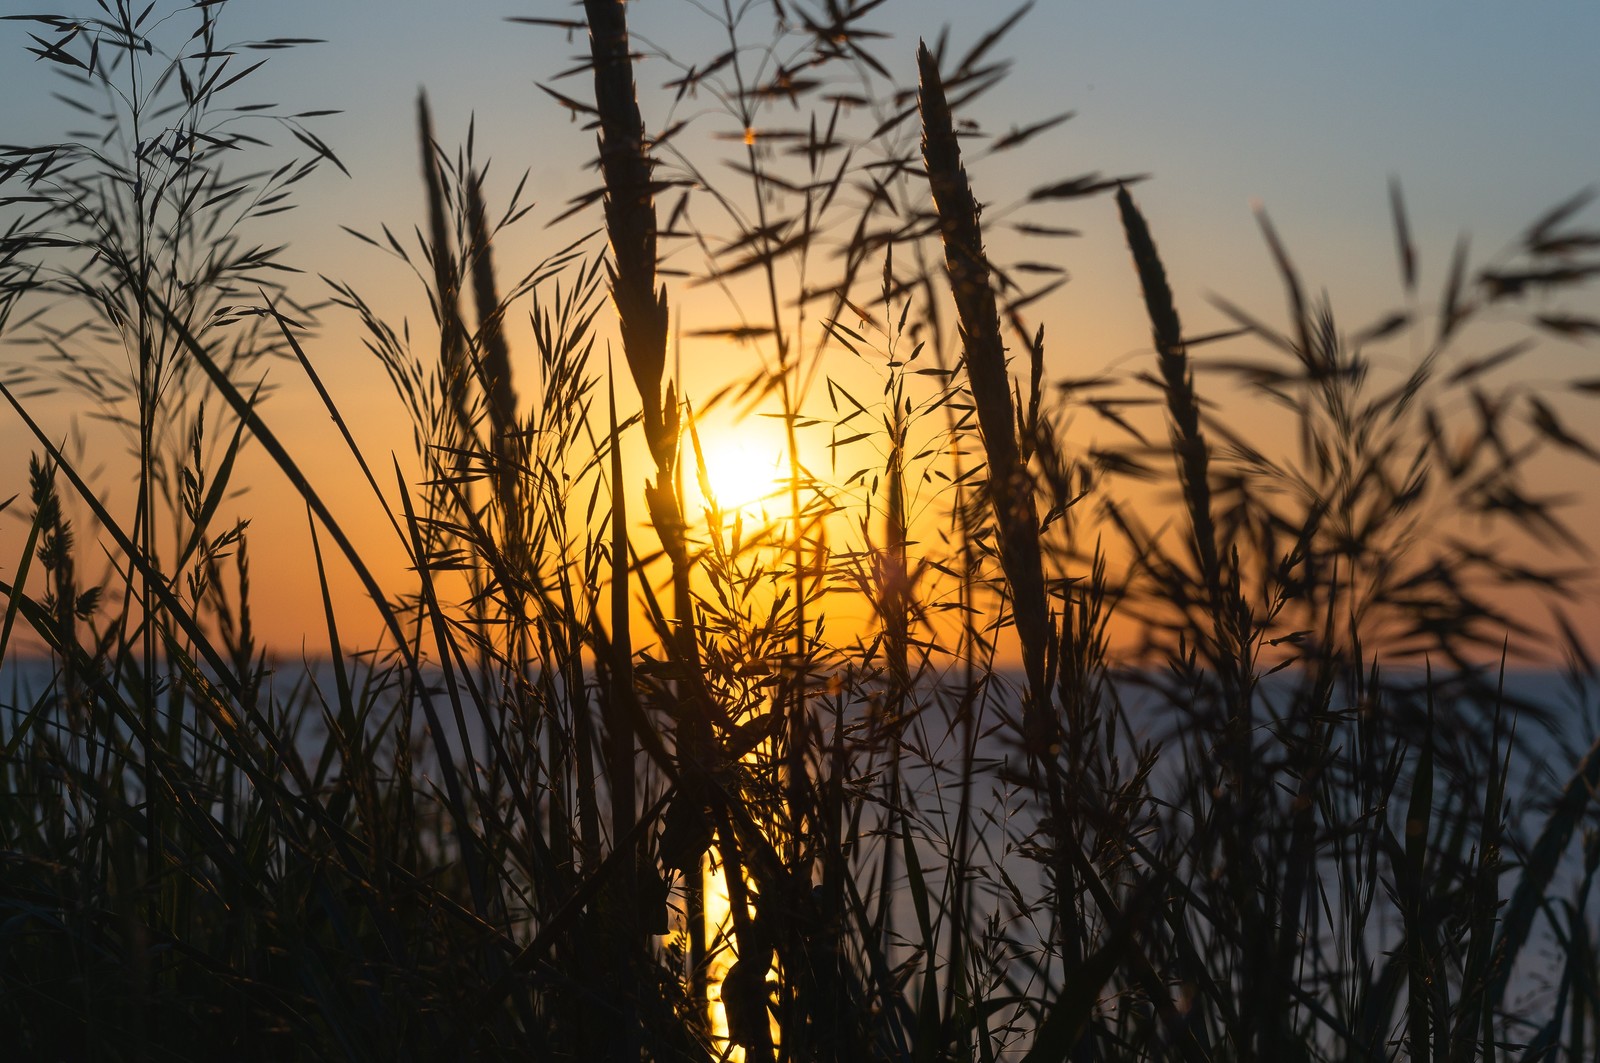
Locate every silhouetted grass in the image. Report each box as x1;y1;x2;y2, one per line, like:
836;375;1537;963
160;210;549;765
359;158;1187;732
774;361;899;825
3;2;1600;1061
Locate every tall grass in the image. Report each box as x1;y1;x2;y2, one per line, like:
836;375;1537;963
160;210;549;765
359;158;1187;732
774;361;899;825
4;2;1600;1060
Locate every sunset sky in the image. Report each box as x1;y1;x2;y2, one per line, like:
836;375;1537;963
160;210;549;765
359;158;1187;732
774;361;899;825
2;1;1597;657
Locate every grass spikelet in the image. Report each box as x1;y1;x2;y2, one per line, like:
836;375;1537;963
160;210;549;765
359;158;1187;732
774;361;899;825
1114;185;1222;607
418;92;472;439
584;0;673;475
916;40;1052;752
465;172;517;453
461;169;522;525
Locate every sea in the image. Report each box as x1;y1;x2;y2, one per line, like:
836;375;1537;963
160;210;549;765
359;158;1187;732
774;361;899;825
4;653;1597;1045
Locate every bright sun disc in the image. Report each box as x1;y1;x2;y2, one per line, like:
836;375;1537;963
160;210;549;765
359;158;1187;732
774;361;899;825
701;438;783;513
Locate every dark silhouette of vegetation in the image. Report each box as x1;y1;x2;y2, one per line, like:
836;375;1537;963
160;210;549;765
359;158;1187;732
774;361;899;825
3;1;1600;1059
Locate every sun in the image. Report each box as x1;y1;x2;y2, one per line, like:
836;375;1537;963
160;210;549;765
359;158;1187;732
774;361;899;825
697;432;785;515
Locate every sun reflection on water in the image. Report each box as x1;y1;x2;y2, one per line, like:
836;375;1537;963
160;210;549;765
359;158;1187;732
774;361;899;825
700;744;782;1060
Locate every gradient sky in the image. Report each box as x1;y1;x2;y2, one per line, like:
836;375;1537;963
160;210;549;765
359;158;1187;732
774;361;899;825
2;1;1597;657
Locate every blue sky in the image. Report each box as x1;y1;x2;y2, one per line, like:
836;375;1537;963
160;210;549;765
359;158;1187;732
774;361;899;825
6;1;1594;348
